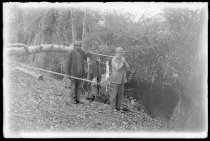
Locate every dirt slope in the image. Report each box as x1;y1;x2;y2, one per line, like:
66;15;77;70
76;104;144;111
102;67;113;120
7;63;168;135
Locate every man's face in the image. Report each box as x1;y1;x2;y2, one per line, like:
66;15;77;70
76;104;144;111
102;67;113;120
75;46;82;51
116;51;124;58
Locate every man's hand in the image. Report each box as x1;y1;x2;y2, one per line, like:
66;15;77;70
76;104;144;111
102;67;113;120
122;57;129;66
122;57;130;71
121;57;126;63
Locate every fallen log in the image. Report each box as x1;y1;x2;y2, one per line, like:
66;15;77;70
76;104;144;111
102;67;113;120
15;67;44;80
6;43;28;48
5;44;73;56
5;43;114;58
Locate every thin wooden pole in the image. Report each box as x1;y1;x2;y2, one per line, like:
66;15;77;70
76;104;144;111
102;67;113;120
16;66;43;80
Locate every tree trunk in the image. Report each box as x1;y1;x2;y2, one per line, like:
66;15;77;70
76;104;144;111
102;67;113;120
71;9;75;45
82;8;86;50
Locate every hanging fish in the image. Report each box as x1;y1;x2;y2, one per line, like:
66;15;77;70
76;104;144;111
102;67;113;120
87;57;91;80
105;60;110;92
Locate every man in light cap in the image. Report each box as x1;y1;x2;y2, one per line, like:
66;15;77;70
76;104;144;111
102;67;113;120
109;47;130;111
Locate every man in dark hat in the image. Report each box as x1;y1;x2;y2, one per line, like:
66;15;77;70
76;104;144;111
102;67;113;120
66;40;91;104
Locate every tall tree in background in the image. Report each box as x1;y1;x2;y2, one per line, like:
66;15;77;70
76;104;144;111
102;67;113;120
82;8;86;50
71;8;75;45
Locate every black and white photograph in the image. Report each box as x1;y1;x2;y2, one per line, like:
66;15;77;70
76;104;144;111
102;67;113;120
3;2;208;138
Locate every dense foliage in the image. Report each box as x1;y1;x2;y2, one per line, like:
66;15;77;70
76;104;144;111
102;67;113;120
7;4;207;131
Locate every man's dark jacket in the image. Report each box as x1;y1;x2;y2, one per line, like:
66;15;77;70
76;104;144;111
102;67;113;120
66;48;91;78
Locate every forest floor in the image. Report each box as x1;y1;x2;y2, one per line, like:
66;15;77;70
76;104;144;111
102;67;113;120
6;63;170;136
